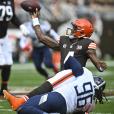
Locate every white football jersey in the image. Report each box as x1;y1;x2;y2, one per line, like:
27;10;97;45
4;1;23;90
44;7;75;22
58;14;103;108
22;21;59;47
48;69;76;90
0;36;13;65
53;67;96;113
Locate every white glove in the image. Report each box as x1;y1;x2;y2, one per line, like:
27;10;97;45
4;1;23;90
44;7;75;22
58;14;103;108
19;24;30;36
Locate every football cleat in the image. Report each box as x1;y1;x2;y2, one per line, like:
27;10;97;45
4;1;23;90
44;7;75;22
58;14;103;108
3;90;28;110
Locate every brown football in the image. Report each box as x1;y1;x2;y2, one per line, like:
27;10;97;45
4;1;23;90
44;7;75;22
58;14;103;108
20;0;41;12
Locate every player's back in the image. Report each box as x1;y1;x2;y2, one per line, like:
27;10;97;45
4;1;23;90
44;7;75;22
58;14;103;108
54;67;95;113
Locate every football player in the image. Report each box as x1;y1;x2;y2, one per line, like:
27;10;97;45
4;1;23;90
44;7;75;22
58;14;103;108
30;9;107;71
3;56;106;114
19;20;59;79
0;0;28;95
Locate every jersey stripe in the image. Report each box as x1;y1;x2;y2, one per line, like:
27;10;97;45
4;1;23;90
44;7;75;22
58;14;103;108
52;72;73;87
88;43;96;49
53;75;74;87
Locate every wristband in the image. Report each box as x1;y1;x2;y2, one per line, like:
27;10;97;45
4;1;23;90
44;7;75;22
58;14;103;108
32;18;40;26
99;67;104;72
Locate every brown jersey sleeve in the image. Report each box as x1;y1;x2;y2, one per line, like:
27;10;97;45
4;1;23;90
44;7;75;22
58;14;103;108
87;49;107;72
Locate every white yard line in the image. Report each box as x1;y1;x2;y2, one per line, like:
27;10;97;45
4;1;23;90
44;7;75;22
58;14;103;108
90;112;114;114
12;61;114;70
0;109;12;112
92;71;114;77
86;61;114;67
107;96;114;99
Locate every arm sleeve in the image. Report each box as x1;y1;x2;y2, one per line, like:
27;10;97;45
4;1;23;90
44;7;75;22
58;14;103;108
64;56;84;77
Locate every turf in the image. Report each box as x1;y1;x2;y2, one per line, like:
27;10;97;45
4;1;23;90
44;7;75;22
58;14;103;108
0;61;114;114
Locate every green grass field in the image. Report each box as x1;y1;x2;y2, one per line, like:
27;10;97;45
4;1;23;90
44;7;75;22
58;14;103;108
0;61;114;114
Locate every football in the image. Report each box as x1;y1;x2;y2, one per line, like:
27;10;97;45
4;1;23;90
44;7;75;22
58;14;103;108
20;0;41;12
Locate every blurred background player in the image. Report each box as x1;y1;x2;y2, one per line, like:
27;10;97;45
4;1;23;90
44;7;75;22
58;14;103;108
19;19;59;79
0;0;28;95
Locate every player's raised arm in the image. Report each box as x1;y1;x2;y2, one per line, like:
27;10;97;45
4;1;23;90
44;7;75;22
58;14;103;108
30;9;60;50
87;49;107;72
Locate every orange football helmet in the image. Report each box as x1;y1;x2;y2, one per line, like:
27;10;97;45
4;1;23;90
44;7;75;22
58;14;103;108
71;18;94;38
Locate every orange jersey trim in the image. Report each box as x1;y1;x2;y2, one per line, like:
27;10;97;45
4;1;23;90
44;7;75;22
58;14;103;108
52;72;73;87
88;42;96;49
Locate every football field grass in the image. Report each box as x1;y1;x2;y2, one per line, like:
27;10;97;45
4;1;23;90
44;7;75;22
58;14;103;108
0;61;114;114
